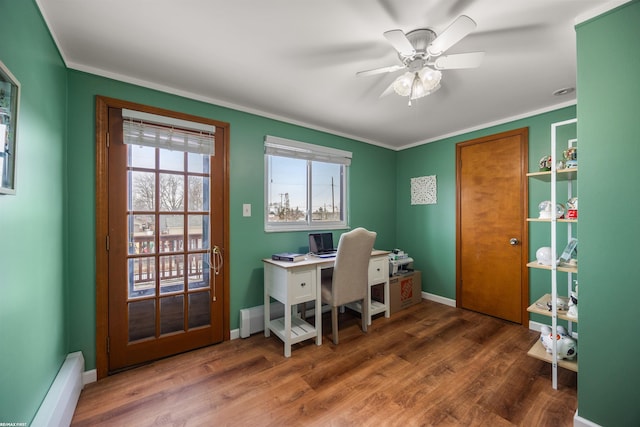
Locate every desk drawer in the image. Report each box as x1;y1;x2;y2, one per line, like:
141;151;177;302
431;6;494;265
369;257;388;284
290;269;316;303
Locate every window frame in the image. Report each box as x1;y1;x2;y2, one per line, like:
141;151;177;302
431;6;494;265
264;135;351;232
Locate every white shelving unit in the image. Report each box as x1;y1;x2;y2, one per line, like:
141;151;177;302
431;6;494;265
526;118;578;389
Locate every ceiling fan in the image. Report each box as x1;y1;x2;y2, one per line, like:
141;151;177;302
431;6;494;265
357;15;484;106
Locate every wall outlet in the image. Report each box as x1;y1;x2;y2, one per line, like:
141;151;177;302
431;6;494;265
242;203;251;217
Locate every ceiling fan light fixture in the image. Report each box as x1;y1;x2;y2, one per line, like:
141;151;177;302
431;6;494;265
410;73;426;99
362;15;480;105
419;67;442;91
393;67;442;104
392;72;414;97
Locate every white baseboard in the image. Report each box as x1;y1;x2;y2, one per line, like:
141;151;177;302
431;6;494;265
423;292;456;307
528;319;547;332
83;369;97;385
237;294;554;338
31;352;84;427
574;411;602;427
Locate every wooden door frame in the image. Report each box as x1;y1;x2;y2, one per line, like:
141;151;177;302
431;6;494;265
95;96;231;379
455;127;529;324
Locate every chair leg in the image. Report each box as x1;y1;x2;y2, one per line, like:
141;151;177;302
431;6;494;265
300;302;306;319
332;306;339;345
361;297;368;333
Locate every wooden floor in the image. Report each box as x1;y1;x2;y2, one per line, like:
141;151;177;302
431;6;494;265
72;300;577;426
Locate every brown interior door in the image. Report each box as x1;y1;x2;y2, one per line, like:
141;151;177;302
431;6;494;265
456;128;528;323
106;105;227;372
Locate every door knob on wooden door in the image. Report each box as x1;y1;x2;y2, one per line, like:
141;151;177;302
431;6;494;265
509;238;519;246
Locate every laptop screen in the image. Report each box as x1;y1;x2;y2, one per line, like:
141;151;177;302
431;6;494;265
309;232;335;254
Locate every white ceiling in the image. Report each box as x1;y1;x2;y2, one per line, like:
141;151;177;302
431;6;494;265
36;0;620;150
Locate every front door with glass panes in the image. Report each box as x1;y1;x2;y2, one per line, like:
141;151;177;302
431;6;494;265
107;107;226;372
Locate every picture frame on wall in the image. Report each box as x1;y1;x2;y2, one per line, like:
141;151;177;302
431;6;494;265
0;60;20;195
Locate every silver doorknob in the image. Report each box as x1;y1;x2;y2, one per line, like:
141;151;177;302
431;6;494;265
509;238;519;246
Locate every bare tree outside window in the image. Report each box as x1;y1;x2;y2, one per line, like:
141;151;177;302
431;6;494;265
160;174;184;211
188;176;205;211
131;171;155;211
132;170;205;214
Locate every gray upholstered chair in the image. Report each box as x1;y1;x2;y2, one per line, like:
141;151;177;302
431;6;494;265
321;227;376;344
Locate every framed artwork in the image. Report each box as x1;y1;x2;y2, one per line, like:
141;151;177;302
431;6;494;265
0;60;20;195
411;175;437;205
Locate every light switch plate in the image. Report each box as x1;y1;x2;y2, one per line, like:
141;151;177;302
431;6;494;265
242;203;251;217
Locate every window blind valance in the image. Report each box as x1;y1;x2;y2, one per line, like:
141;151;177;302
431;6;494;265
264;135;352;166
122;109;215;156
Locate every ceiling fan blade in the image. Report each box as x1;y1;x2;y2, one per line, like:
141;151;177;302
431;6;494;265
433;52;484;70
356;64;405;77
427;15;477;56
383;29;416;57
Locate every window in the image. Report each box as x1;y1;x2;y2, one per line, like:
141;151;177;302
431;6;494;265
265;135;351;232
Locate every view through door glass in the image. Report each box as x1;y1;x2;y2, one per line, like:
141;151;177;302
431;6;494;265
107;108;224;372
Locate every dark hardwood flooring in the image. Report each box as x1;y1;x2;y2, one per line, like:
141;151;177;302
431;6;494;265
71;300;577;426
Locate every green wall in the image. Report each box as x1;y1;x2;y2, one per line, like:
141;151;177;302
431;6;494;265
0;0;68;423
395;106;576;312
65;71;397;371
576;1;640;425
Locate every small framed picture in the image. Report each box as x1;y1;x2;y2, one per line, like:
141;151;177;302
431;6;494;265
558;238;578;264
0;60;20;195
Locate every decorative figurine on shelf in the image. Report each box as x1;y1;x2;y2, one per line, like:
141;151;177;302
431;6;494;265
563;147;578;168
546;296;569;311
568;283;578;319
536;246;554;266
540;325;577;360
539;155;552;171
567;197;578;219
538;200;565;219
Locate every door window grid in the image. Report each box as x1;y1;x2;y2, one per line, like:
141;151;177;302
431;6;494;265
126;143;212;341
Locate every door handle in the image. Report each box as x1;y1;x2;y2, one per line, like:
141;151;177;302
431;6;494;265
211;245;223;302
212;245;223;275
509;238;519;246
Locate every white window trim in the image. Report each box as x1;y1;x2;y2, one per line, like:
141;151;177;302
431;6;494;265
264;135;351;232
264;135;351;165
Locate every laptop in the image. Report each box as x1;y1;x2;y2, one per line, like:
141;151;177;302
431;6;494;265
309;232;337;258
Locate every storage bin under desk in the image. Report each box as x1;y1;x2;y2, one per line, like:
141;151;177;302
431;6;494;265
373;271;422;315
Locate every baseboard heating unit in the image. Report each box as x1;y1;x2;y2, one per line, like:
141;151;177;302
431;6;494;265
239;302;284;338
239;303;331;338
31;351;84;427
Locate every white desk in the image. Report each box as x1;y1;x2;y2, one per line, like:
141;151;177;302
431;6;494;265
263;250;390;357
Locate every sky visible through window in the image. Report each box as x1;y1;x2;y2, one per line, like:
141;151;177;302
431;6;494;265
268;156;342;215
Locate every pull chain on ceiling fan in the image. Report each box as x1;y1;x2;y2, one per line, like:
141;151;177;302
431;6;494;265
357;15;485;106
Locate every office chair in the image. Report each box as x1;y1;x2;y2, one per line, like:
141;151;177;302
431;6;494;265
321;227;376;345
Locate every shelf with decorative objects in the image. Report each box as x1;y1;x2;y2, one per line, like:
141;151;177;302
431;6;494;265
526;261;577;274
527;293;578;324
526;167;578;181
527;340;578;372
527;218;577;223
526;118;579;389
